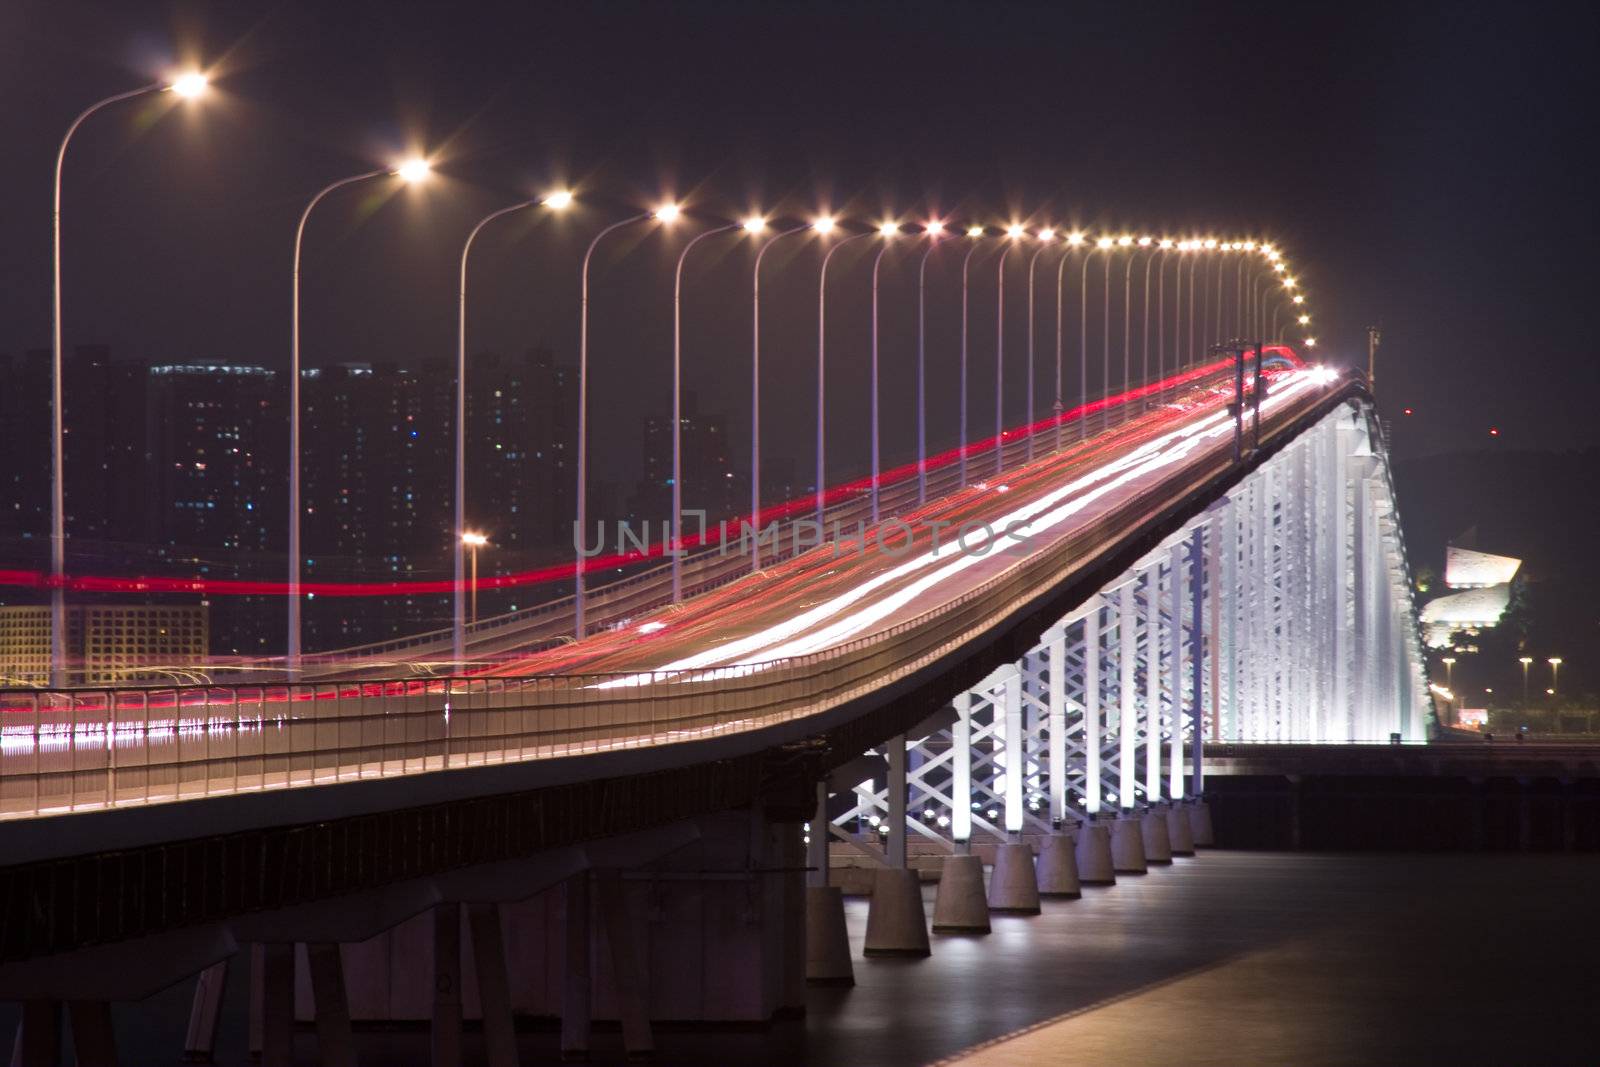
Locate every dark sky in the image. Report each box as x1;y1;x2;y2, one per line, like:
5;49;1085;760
3;0;1598;495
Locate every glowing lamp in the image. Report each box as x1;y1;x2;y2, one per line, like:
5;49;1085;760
742;216;766;234
1006;223;1025;239
169;72;209;98
542;190;574;209
966;225;984;238
394;158;431;183
654;203;682;222
1067;231;1085;245
813;216;837;234
1096;236;1113;249
1038;227;1055;241
879;221;899;237
461;531;488;547
925;220;945;236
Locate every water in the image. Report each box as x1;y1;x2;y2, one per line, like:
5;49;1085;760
7;851;1598;1065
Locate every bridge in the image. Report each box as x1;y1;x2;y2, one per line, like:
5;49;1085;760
0;332;1453;1063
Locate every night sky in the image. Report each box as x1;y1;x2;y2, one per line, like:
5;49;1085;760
3;0;1597;493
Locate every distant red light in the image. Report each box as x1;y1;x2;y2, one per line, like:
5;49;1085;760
1402;407;1413;416
1489;427;1500;436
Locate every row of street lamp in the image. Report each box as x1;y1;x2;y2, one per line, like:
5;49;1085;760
1440;655;1567;704
47;70;1319;683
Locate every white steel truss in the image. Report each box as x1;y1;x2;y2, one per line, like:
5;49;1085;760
829;400;1429;857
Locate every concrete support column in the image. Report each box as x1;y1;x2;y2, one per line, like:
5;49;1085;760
808;781;829;887
931;854;991;933
66;1001;115;1067
1188;527;1206;799
183;960;229;1064
594;870;654;1059
468;904;520;1067
307;943;358;1067
11;1001;59;1067
1168;542;1186;801
431;904;463;1067
260;943;295;1067
887;734;909;867
560;875;591;1061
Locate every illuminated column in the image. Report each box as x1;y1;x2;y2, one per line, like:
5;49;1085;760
1220;496;1239;740
1003;673;1024;835
1168;540;1187;800
1351;472;1373;739
1329;421;1353;738
1119;583;1137;809
1047;631;1068;824
1144;565;1162;803
1084;606;1102;815
1188;525;1207;798
952;692;972;846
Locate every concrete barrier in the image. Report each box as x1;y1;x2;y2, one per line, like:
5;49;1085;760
987;842;1041;915
1036;833;1081;898
805;886;855;984
1141;806;1173;864
1166;803;1195;856
1188;799;1215;847
1075;821;1116;885
1111;815;1148;873
863;868;931;957
931;855;990;933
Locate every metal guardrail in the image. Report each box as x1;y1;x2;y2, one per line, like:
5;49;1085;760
0;377;1350;822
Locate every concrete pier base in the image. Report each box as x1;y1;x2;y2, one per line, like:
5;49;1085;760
1167;804;1196;856
183;960;228;1063
1036;834;1081;898
862;868;931;957
1189;799;1215;847
1111;816;1149;873
805;886;855;984
931;855;990;933
987;842;1041;915
1142;807;1174;864
1075;822;1116;886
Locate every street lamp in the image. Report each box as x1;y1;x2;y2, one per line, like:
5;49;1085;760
1441;656;1456;691
993;224;1024;475
1022;227;1056;462
815;220;872;526
1052;232;1086;452
573;201;658;639
49;70;209;687
668;213;738;601
1519;656;1533;704
748;216;809;573
461;532;489;628
959;225;993;485
1549;656;1563;698
915;220;948;504
288;156;431;676
867;221;902;522
454;196;542;666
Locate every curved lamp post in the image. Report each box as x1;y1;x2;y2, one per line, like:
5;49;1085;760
288;156;431;676
748;218;808;572
574;206;658;639
915;221;948;504
814;221;871;526
1022;227;1056;462
668;217;740;600
50;71;209;686
958;227;993;486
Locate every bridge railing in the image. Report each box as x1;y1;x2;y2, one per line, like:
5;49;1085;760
0;376;1351;822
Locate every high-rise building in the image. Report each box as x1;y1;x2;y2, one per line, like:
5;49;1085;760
631;392;743;532
0;603;208;687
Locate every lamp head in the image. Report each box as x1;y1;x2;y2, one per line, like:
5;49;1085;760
1006;223;1025;239
1067;231;1085;246
741;215;766;234
542;189;575;210
813;215;836;234
1293;294;1305;304
461;531;489;547
879;221;899;238
653;202;682;223
966;225;985;238
924;219;945;236
169;72;209;98
1096;236;1113;249
1037;227;1055;242
394;158;431;183
1137;235;1152;247
1116;234;1133;247
1304;337;1317;347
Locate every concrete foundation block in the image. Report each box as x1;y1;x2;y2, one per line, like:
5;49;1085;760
1167;803;1196;856
1075;822;1116;886
862;868;931;957
987;842;1041;915
1111;815;1149;873
805;886;855;984
1189;799;1215;847
1142;807;1174;864
1036;833;1081;898
931;854;990;933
